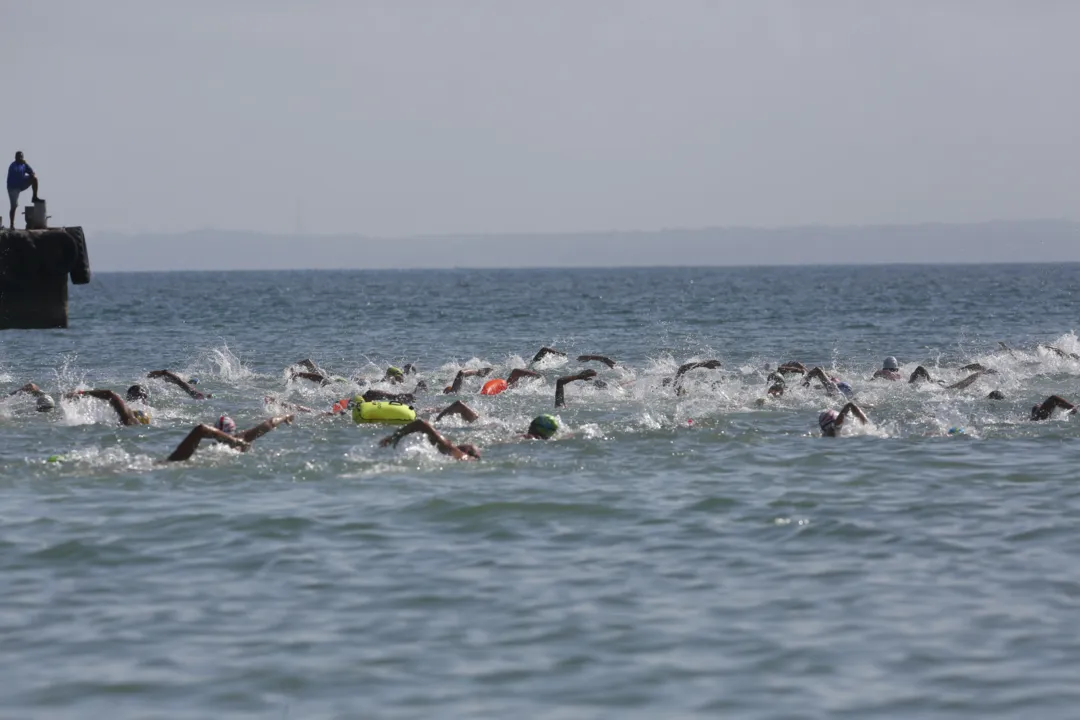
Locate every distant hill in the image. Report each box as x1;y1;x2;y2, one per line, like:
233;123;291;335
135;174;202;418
87;220;1080;272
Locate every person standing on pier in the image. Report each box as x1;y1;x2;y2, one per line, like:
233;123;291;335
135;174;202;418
7;151;41;229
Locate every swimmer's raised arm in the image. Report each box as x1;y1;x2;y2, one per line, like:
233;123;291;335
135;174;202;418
1041;344;1080;360
555;369;597;408
148;370;207;399
238;414;294;444
11;382;45;397
363;389;416;404
293;359;320;373
165;424;250;462
675;360;722;380
777;361;807;375
444;368;493;394
947;372;983;391
837;402;868;425
506;369;542;387
532;347;567;363
435;400;480;423
70;389;141;426
263;396;317;414
1031;395;1077;421
577;355;617;369
908;366;934;384
290;371;329;385
959;363;988;372
802;367;838;393
379;419;479;460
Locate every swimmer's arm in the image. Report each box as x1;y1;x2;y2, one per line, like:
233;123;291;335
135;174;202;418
363;390;415;404
947;372;983;391
380;419;469;459
959;363;987;372
554;369;597;408
238;414;294;444
148;370;205;399
263;396;317;414
445;369;492;394
435;400;479;423
577;355;617;369
802;367;835;391
506;369;541;387
166;424;250;462
777;361;807;375
532;347;566;363
290;371;329;385
79;389;139;426
293;359;320;372
838;402;868;425
10;382;45;397
675;360;722;379
1035;395;1076;419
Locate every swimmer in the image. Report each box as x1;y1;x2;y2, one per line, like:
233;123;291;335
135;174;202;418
803;367;853;397
444;367;493;394
908;366;990;391
9;382;55;411
872;356;902;381
147;369;209;399
555;369;598;408
818;402;869;437
64;389;150;426
578;354;618;369
663;359;722;395
1030;395;1077;421
1040;344;1080;360
379;419;481;460
532;347;567;364
164;414;294;462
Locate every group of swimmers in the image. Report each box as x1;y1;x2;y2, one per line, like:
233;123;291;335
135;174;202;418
8;342;1080;463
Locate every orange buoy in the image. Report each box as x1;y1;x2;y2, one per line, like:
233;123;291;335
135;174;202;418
481;378;508;396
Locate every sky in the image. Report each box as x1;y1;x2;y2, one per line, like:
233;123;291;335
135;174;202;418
4;1;1078;240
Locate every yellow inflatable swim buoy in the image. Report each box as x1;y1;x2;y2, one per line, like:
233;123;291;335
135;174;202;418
351;399;416;424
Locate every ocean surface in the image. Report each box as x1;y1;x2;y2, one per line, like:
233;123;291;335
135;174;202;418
3;264;1080;719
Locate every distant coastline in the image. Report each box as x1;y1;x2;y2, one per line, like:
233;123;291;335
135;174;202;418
91;219;1080;272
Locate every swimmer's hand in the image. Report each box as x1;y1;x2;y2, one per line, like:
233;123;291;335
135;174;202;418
577;355;617;369
578;369;598;381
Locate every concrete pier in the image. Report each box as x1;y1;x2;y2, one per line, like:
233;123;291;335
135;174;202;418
0;226;91;329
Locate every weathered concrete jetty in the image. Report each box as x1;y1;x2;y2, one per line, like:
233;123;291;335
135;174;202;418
0;201;91;329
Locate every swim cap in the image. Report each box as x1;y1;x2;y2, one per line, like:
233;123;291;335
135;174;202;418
126;384;149;402
988;390;1006;400
215;415;237;434
528;414;559;439
818;409;838;432
883;356;899;371
133;409;151;425
188;377;199;385
947;427;965;435
347;394;364;409
386;367;404;380
36;394;55;412
835;381;854;397
46;454;63;463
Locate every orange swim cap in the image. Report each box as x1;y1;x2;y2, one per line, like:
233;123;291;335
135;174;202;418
481;378;508;396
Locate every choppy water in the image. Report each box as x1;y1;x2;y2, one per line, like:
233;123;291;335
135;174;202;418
3;264;1080;718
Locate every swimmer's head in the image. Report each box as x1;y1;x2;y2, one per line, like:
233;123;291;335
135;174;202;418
882;356;899;371
36;394;55;412
215;415;237;435
947;427;965;435
528;414;559;439
988;390;1006;400
818;409;839;436
1031;404;1042;421
126;384;149;402
132;409;151;425
835;381;854;397
188;377;199;385
385;367;404;383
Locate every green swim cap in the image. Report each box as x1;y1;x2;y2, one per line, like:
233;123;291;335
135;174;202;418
46;454;64;463
386;366;404;379
528;414;559;439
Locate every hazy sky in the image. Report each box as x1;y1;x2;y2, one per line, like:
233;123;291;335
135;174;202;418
6;1;1078;236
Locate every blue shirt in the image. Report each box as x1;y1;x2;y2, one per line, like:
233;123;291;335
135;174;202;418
7;161;33;190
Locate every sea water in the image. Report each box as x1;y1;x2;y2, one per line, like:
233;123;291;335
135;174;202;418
2;264;1080;718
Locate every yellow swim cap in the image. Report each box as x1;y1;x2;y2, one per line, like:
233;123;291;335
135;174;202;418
133;409;151;425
